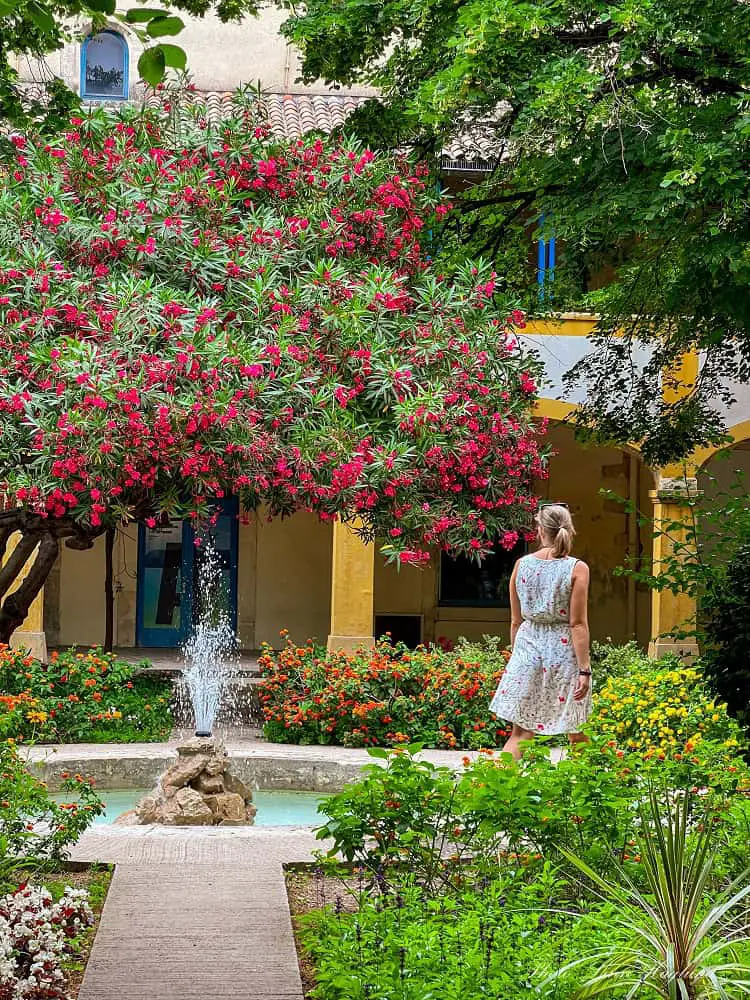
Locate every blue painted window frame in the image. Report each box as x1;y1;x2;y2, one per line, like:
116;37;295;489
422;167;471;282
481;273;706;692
80;29;129;101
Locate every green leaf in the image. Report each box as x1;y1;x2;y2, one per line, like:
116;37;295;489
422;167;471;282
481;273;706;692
27;2;56;32
124;7;171;22
146;14;184;37
86;0;116;13
365;747;390;759
158;43;187;70
0;0;18;14
137;46;166;86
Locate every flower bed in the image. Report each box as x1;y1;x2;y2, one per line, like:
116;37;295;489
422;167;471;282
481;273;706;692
258;635;511;749
589;644;744;761
289;727;750;999
261;636;747;756
0;868;111;1000
0;647;172;744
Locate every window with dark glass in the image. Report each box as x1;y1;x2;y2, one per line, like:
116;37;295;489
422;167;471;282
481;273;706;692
439;541;526;608
81;30;128;100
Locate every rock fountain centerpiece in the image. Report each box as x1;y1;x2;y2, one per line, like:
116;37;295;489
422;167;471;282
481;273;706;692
128;542;256;827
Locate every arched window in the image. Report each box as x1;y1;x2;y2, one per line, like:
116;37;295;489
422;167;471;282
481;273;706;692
81;30;128;100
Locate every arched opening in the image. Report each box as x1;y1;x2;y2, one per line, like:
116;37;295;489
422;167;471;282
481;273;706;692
372;412;656;648
81;30;129;100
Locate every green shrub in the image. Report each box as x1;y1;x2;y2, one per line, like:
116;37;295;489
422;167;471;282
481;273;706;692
259;635;510;749
553;790;750;1000
0;646;172;743
316;738;750;883
590;653;744;761
301;865;602;1000
0;739;103;885
305;732;750;1000
701;540;750;726
590;639;647;683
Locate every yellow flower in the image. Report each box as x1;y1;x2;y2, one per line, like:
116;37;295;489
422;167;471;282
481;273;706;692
26;710;48;724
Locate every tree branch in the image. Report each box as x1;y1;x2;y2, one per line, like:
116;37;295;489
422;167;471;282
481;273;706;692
0;533;58;646
646;52;746;97
0;534;40;600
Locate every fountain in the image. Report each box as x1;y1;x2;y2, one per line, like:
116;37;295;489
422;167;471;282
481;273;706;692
123;541;257;826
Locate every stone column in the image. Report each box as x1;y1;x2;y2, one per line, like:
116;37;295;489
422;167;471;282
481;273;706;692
327;519;375;653
647;474;700;661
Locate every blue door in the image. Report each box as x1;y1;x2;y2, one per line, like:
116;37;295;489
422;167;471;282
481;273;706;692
136;498;239;648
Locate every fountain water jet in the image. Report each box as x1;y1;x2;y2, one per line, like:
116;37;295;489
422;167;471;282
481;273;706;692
181;540;237;739
124;539;257;826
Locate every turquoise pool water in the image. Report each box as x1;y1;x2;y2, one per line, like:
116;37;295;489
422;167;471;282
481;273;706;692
51;788;330;826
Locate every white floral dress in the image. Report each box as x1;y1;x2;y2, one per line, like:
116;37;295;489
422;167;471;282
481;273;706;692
489;554;591;735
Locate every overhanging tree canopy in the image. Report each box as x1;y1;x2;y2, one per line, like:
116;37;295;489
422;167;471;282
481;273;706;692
279;0;750;464
0;97;546;642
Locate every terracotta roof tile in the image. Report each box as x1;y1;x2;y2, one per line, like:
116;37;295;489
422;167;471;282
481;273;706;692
16;83;495;169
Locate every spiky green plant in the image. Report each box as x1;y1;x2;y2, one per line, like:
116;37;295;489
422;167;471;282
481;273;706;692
551;789;750;1000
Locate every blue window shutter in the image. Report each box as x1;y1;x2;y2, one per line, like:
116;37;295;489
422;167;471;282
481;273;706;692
537;214;556;300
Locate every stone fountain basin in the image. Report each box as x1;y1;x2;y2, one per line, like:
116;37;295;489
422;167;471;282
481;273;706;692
23;742;470;795
51;787;330;827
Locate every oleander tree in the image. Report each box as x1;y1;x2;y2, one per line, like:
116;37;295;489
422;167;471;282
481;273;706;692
0;95;547;643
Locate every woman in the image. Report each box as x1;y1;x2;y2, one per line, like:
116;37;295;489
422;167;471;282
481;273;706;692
490;503;592;759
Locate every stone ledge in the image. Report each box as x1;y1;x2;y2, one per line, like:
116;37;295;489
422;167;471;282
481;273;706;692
22;741;481;792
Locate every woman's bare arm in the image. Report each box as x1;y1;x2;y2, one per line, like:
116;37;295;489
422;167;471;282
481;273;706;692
569;561;591;700
509;562;522;649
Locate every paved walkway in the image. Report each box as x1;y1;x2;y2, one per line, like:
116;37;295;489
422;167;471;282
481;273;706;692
79;859;307;1000
73;798;324;998
25;738;478;765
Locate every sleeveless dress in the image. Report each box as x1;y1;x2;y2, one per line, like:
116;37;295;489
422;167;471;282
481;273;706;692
489;554;592;735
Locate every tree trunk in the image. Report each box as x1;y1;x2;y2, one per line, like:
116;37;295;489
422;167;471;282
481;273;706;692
0;533;59;647
104;527;115;653
0;509;103;648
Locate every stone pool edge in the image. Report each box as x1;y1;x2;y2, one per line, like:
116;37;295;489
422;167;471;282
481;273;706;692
22;742;476;792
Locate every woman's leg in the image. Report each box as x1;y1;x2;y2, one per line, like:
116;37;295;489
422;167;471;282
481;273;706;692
503;723;535;760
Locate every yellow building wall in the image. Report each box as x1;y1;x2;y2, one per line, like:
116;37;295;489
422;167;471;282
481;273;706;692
115;529;138;647
254;511;332;646
58;536;106;647
57;527;139;648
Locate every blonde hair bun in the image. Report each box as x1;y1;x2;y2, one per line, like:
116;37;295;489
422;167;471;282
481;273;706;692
536;504;575;558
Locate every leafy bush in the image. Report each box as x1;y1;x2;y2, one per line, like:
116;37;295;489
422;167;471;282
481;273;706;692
590;640;645;684
316;738;750;883
0;739;103;875
611;473;750;725
0;647;172;743
303;727;750;1000
589;651;744;760
553;790;750;1000
259;636;511;749
301;864;601;1000
701;540;750;726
